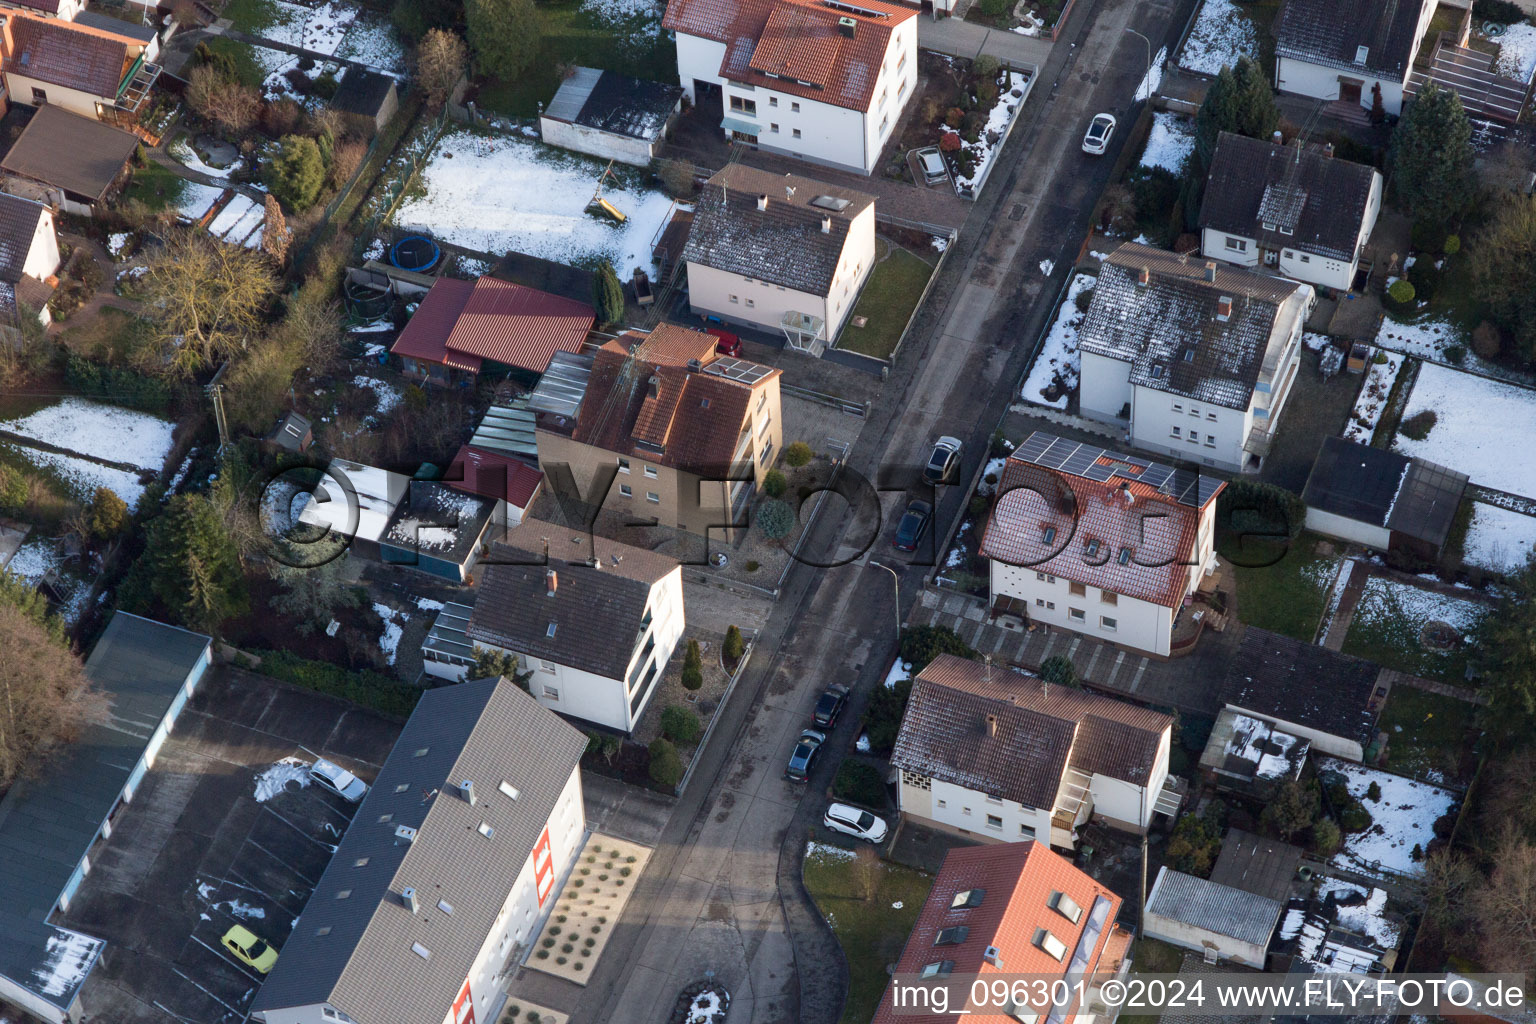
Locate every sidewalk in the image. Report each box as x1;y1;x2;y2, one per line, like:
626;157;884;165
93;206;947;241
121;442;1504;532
918;16;1054;69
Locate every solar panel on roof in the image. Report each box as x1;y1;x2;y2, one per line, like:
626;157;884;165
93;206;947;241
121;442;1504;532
702;356;770;385
1015;431;1221;507
808;195;851;211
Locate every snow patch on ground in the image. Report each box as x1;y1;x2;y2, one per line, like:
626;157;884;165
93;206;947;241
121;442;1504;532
334;9;405;70
1462;502;1536;574
856;732;871;752
1318;877;1401;949
1351;575;1487;636
415;596;446;612
805;841;856;862
394;130;674;272
1139;112;1195;173
1134;46;1167;102
1320;757;1458;878
353;376;402;416
953;72;1029;194
1341;350;1402;444
254;757;311;802
1178;0;1260;74
4;537;58;584
215;899;267;920
884;659;912;690
1493;22;1536;82
1;398;174;471
1021;273;1096;409
581;0;659;24
1038;259;1054;276
374;602;406;664
169;137;237;180
1395;361;1536;499
175;180;226;221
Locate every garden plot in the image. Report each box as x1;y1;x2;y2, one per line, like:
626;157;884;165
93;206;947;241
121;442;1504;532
1316;757;1458;877
1021;273;1095;409
0;397;175;509
527;834;651;984
1492;22;1536;82
1139;112;1194;173
1341;574;1488;682
1177;0;1260;75
334;9;405;70
1462;502;1536;574
1341;351;1402;444
174;180;227;223
2;537;94;624
233;0;359;102
1393;362;1536;499
1374;314;1536;388
953;71;1030;195
208;194;265;249
392;130;674;271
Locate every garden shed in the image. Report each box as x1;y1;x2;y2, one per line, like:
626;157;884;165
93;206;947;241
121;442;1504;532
1302;436;1468;562
539;66;683;166
328;67;399;138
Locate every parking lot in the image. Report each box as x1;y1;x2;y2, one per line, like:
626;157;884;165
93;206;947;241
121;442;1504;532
59;667;402;1024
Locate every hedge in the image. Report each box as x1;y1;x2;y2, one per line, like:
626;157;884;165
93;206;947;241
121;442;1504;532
832;759;887;807
66;354;176;414
246;649;421;717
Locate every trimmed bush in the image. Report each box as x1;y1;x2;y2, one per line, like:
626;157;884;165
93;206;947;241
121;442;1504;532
249;649;420;717
1407;260;1441;303
1366;781;1382;801
681;638;704;691
745;559;760;572
1310;818;1342;856
660;704;702;744
1338;799;1374;833
723;624;745;663
1400;410;1438;440
832;759;887;806
756;498;795;540
648;737;684;788
1387;278;1417;306
1443;233;1461;255
763;468;788;498
784;441;814;467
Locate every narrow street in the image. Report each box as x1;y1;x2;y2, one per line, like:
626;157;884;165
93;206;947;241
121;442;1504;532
512;0;1201;1019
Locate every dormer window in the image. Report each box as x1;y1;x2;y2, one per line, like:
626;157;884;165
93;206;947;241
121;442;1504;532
1048;890;1084;924
951;888;985;909
1084;538;1100;557
1117;547;1132;566
1262;221;1276;232
1355;44;1369;64
934;926;969;946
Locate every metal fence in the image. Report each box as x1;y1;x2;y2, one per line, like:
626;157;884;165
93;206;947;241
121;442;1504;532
348;101;453;262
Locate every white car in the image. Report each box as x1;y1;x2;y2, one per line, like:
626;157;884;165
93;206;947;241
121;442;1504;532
309;758;367;802
824;802;889;844
1082;113;1118;155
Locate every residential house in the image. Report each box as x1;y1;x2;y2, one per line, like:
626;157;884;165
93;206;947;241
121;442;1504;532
1302;436;1468;563
1078;243;1314;472
1144;866;1285;967
534;322;782;538
0;0;86;21
980;432;1225;658
0;103;138;216
457;520;685;732
0;613;212;1024
0;11;160;124
890;654;1178;850
663;0;917;175
1272;0;1437;116
870;842;1133;1024
72;10;161;62
390;275;595;385
249;677;588;1024
539;66;683;167
328;66;398;138
682;163;876;351
1219;628;1383;761
1199;131;1383;292
0;190;59;324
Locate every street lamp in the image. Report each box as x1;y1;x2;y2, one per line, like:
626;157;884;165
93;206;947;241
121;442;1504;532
1126;27;1153;103
867;560;901;640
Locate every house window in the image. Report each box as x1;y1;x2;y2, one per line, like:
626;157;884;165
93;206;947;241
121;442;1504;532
1206;411;1217;421
1035;571;1047;581
1046;575;1056;584
1069;581;1086;597
962;806;972;816
1101;616;1118;631
618;457;630;473
769;123;779;133
1262;221;1275;231
1102;590;1118;604
791;101;800;112
951;888;985;908
1190;406;1199;417
937;798;947;808
644;465;658;477
897;52;907;72
986;794;1003;805
1020;823;1036;838
729;96;757;116
1300;254;1312;263
759;440;774;464
877;88;888;108
1224;237;1247;252
1205;437;1216;447
620;484;632;497
646;491;660;503
986;814;1003;829
935;926;969;945
1068;608;1085;622
1049;890;1085;924
898;79;909;99
543;685;559;699
1035;598;1045;607
1280;225;1293;235
745;298;755;308
30;88;46;104
920;961;955;978
1188;432;1200;443
729;295;739;304
769;97;778;107
1172;403;1183;413
1033;928;1068;961
412;942;431;960
539;659;555;673
792;128;802;139
1046;601;1055;610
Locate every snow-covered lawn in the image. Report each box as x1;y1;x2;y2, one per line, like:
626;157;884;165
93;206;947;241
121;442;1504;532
175;180;226;222
1177;0;1260;75
248;0;356;53
1139;112;1194;173
0;398;175;509
393;130;674;272
1352;574;1485;634
1462;502;1536;574
1342;351;1402;444
1394;361;1536;499
1318;757;1458;878
334;9;405;70
1342;573;1488;682
1374;313;1536;386
1492;21;1536;82
1021;273;1095;409
883;658;912;690
353;375;402;419
953;72;1029;195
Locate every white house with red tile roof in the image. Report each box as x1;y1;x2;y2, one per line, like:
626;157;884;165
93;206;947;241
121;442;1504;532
663;0;917;174
871;841;1133;1024
980;432;1225;657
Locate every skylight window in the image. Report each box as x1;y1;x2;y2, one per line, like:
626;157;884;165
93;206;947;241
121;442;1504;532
951;889;985;909
920;960;955;978
412;942;431;960
478;822;495;839
934;926;969;946
1041;526;1056;544
499;781;520;801
1117;547;1132;566
438;899;454;915
1033;928;1067;961
546;622;558;638
1084;538;1100;556
1048;890;1084;924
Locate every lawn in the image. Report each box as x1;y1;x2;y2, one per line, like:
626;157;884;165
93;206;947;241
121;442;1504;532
474;0;676;118
1376;686;1476;784
836;241;936;360
1220;532;1343;642
803;844;933;1024
124;162;188;212
1340;575;1488;684
1120;938;1185;1024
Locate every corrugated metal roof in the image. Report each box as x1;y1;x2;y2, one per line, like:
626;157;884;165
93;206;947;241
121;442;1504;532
1146;866;1285;946
469;401;538;458
528;350;594;417
545;65;603;124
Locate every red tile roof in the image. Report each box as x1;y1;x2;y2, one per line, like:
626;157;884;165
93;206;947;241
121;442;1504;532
5;14;131;99
979;454;1221;608
663;0;915;112
446;445;544;510
390;276;595;374
871;842;1128;1024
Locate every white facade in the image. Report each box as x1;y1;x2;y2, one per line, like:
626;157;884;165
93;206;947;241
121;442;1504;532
1225;702;1366;762
5;74;109;120
673;19;917;174
1304;506;1391;550
0;0;86;17
539;112;674;167
19;205;59;280
1200;174;1382;292
686;201;876;340
1275;0;1435;117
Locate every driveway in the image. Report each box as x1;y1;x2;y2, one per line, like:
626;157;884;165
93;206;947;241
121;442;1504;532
61;668;401;1024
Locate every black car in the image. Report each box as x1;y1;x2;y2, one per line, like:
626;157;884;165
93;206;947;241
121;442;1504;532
813;684;850;728
892;499;933;552
785;729;826;782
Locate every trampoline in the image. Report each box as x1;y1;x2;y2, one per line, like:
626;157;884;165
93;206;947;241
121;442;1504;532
390;235;441;272
343;277;392;321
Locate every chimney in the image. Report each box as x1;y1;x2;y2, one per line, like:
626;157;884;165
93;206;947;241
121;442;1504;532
647;374;660;398
401;887;418;913
459;778;476;805
1216;295;1233;319
546;569;558;596
985;713;999;737
1137;265;1150;287
1271;129;1283;144
984;946;1004;969
820;214;832;234
1324;142;1335;158
394;824;417;845
756;194;768;212
837;15;857;37
1204;261;1218;283
686;358;702;372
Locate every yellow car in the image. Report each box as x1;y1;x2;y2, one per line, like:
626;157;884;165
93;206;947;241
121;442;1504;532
222;924;279;974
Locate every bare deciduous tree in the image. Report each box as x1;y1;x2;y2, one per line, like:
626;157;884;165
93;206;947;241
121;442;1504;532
416;28;468;108
0;604;103;789
262;194;292;265
142;230;278;374
850;844;882;901
187;65;261;135
1471;829;1536;973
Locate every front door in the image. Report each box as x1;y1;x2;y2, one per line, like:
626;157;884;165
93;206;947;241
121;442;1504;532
1338;77;1363;104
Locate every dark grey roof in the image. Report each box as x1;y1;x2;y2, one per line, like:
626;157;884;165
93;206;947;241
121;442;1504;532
545;66;682;140
467;529;678;680
1200;133;1381;262
1221;628;1380;745
682;163;874;294
1079;243;1309;410
0;105;138;202
1274;0;1424;78
380;481;496;567
1211;829;1305;902
268;409;312;451
0;612;209;1011
74;10;160;42
1146;866;1285;945
329;66;397;116
0;191;48;284
1303;436;1468;547
251;677;587;1022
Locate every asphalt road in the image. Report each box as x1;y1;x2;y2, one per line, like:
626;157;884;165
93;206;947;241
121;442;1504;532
535;0;1202;1019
